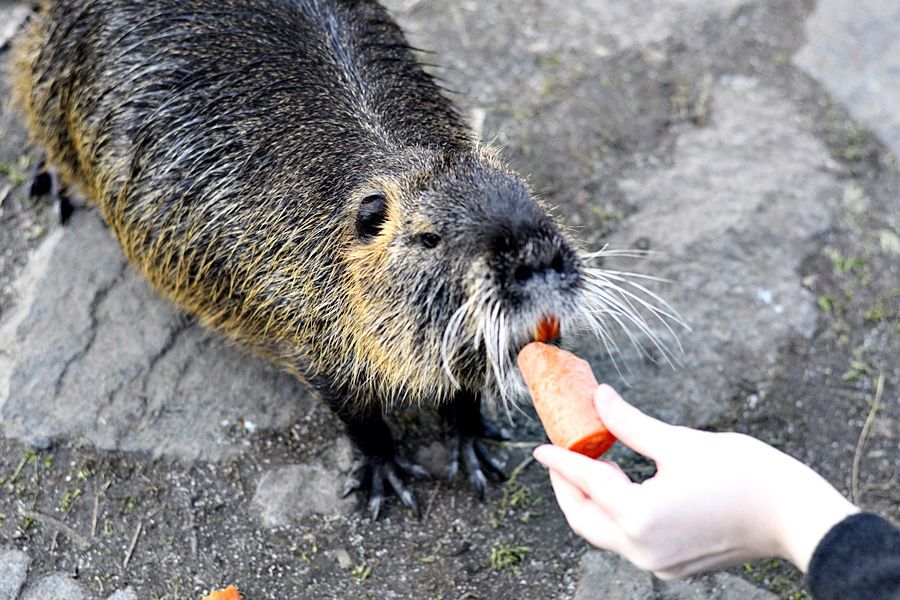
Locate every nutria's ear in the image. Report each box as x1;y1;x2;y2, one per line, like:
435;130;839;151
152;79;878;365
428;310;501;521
356;193;388;242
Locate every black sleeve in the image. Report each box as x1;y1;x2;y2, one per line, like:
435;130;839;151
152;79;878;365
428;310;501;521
806;512;900;600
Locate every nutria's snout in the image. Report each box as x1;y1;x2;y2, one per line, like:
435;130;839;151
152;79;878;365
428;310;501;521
488;219;581;305
436;169;588;397
453;169;582;317
439;166;687;405
484;216;580;351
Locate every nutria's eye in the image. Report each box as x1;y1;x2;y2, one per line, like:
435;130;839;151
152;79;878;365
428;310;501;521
420;232;441;249
356;193;388;242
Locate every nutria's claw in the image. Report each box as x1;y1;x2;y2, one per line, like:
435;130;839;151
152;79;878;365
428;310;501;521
447;434;507;500
343;454;429;520
480;417;512;441
395;457;431;480
340;476;362;498
475;440;507;478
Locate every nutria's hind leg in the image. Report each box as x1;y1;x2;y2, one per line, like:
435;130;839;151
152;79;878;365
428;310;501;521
310;375;430;520
28;155;75;224
441;391;509;500
28;169;52;197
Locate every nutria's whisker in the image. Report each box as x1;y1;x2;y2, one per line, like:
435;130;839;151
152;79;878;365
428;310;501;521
581;244;660;261
575;255;688;373
596;268;672;284
579;307;630;380
485;298;504;388
441;287;483;389
586;268;688;328
582;286;651;363
471;296;486;350
471;289;521;413
585;281;675;348
586;280;682;367
585;271;689;360
472;289;494;352
498;311;509;383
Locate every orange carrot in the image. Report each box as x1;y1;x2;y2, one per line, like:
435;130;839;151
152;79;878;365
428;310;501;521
202;586;242;600
517;342;616;458
535;315;560;343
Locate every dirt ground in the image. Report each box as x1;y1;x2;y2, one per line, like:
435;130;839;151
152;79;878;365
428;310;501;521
0;1;897;599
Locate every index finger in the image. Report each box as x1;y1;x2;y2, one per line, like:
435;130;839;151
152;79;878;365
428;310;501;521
533;444;634;515
593;384;677;460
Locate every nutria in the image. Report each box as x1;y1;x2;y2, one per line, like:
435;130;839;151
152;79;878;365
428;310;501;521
12;0;682;518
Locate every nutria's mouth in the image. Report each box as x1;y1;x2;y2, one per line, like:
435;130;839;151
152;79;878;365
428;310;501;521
533;314;561;345
441;245;690;411
505;315;562;367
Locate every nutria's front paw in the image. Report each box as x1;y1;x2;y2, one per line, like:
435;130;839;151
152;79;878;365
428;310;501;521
341;454;430;520
446;419;509;500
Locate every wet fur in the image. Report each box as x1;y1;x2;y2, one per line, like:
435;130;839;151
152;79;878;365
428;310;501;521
12;0;684;418
12;0;490;406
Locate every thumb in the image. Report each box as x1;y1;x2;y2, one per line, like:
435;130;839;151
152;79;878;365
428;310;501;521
594;384;675;459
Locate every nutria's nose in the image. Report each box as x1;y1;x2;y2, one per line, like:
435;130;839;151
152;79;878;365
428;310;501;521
512;249;568;286
493;225;578;298
479;187;579;296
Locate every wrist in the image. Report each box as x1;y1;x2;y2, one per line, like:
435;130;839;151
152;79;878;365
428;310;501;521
772;476;859;572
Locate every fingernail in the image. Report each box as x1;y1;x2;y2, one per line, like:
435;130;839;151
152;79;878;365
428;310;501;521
532;444;552;462
595;384;620;410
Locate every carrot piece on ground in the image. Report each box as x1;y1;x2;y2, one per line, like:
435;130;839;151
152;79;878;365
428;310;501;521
517;342;616;458
202;586;242;600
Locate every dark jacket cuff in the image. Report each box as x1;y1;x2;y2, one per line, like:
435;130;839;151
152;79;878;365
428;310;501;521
806;512;900;600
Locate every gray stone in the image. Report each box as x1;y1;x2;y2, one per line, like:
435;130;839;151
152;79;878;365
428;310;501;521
414;441;450;477
574;551;653;600
574;551;777;599
0;4;29;49
795;0;900;158
386;0;744;83
334;548;353;570
0;549;29;600
254;458;355;527
579;76;837;426
21;573;86;600
544;0;744;49
106;588;138;600
660;572;779;599
0;212;312;461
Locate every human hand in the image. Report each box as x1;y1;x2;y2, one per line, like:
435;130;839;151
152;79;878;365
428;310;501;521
533;384;858;579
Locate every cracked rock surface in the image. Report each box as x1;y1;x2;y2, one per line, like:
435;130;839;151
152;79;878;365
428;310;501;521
588;75;837;425
0;212;309;461
574;551;779;600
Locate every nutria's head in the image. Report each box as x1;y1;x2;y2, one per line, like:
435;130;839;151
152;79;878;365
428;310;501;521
340;147;683;406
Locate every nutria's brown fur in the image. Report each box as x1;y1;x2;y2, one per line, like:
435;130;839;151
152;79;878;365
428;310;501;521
12;0;682;516
13;0;494;402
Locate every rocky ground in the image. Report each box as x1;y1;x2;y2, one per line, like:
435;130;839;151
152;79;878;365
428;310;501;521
0;1;897;599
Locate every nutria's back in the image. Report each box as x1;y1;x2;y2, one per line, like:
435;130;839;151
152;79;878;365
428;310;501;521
14;0;504;399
